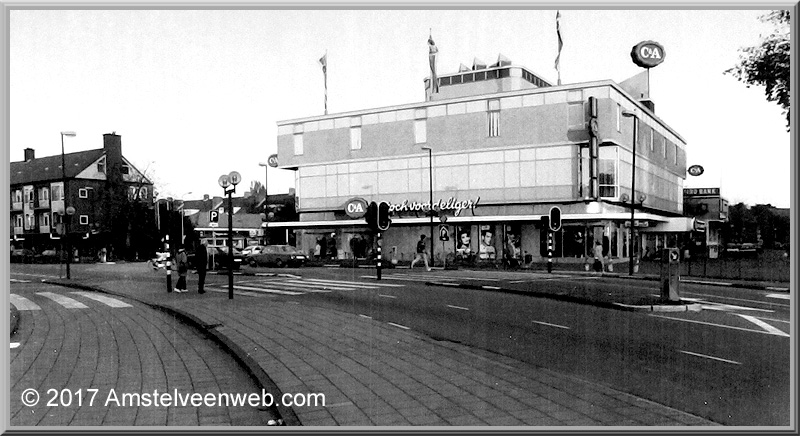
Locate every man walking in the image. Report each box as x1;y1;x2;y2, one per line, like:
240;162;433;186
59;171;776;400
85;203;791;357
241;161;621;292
410;234;431;271
196;241;208;294
175;245;189;292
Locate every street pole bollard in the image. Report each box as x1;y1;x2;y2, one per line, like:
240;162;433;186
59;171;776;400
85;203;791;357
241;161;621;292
376;232;382;280
661;248;681;302
546;232;553;273
165;234;173;293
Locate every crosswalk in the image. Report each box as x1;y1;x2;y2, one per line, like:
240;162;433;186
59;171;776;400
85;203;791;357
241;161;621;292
360;273;503;283
205;277;405;297
10;292;133;311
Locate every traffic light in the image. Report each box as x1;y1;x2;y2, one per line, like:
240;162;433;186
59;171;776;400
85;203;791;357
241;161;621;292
549;206;562;232
365;201;378;231
377;201;391;231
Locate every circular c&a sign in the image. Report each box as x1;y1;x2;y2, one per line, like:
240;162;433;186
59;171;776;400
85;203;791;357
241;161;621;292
687;165;704;177
631;40;666;68
344;197;368;219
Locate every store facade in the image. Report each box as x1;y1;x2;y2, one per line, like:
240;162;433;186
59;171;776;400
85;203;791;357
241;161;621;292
272;62;689;265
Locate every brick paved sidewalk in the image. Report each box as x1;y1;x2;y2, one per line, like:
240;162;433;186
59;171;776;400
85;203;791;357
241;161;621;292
52;277;719;427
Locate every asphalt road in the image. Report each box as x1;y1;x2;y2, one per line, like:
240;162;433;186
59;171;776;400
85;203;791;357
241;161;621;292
9;278;279;426
10;263;791;426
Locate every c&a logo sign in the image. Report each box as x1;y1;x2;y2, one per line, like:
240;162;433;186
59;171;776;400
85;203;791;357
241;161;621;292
343;198;368;219
631;40;666;69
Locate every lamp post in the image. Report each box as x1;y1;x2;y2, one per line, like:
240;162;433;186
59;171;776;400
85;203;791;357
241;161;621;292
219;171;241;299
621;110;638;275
421;146;434;267
60;131;76;278
258;162;269;245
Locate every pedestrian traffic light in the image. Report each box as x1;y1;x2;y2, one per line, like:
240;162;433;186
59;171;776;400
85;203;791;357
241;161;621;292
365;201;378;232
549;206;562;232
377;201;392;231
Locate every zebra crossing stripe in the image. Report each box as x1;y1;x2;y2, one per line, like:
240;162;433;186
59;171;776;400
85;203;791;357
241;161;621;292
70;292;133;308
274;280;359;291
205;287;265;298
9;279;31;283
361;275;432;283
37;292;88;309
302;278;404;288
225;285;305;295
10;294;41;311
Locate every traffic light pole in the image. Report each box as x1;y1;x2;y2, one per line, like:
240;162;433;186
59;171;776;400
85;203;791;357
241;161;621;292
376;232;382;280
547;232;553;273
227;188;234;300
165;234;173;292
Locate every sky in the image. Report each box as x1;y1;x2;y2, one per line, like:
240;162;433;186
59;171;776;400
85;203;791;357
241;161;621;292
9;7;792;208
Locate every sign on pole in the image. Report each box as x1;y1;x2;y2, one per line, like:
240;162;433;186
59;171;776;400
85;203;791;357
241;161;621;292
439;224;449;241
267;154;279;168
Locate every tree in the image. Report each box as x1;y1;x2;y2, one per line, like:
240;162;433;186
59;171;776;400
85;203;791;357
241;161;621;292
725;10;790;130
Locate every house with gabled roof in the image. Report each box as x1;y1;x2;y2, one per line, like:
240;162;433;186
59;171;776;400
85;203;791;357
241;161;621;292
10;133;154;259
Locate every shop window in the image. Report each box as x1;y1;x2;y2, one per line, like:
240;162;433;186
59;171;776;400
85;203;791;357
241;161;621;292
350;126;362;150
293;134;304;156
414;120;426;144
455;225;475;262
488;99;500;137
478;225;497;261
80;215;89;225
598;146;618;198
503;224;522;264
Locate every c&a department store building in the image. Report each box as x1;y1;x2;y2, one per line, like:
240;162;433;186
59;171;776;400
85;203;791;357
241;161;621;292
271;58;693;265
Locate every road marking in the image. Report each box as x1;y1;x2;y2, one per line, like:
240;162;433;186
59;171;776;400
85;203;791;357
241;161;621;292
38;292;88;309
11;272;60;279
359;314;372;319
221;285;304;296
751;316;790;324
678;350;741;365
736;314;790;337
766;293;790;300
10;342;21;349
206;288;265;298
446;304;469;311
683;291;789;308
682;279;732;286
482;286;501;290
70;292;133;308
304;278;404;287
10;294;41;311
9;279;31;283
532;320;570;329
387;322;410;330
649;314;789;337
378;294;396;299
680;297;774;313
271;280;349;291
766;287;790;292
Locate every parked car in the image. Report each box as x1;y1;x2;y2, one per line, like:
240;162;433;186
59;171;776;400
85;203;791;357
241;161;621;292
35;249;61;264
10;248;35;263
247;245;308;268
241;245;265;257
210;246;245;270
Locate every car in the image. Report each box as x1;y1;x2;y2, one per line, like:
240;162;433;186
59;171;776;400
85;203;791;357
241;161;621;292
241;245;265;256
35;249;61;264
247;245;308;268
10;248;35;263
210;246;245;270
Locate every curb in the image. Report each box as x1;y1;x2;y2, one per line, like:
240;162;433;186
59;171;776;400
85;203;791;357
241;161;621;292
10;304;20;337
427;281;703;312
41;279;300;427
569;271;790;292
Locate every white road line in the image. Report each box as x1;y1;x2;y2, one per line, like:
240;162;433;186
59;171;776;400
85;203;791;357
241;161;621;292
649;314;790;337
223;285;305;296
446;304;469;311
680;297;775;313
38;292;88;309
10;342;20;349
509;280;528;283
387;322;410;330
766;287;790;292
271;280;351;291
482;285;502;290
206;288;265;298
752;316;790;324
70;292;133;308
9;294;41;311
304;278;404;287
9;279;31;283
766;293;790;300
678;350;741;365
359;314;372;319
532;320;571;329
361;275;429;283
683;291;790;308
682;279;732;286
736;314;790;337
378;294;397;299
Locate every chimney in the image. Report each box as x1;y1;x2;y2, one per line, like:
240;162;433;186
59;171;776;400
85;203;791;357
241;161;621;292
203;194;210;201
103;132;123;183
24;148;35;161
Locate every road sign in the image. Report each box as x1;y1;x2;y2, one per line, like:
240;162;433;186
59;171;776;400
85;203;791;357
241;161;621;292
209;210;220;223
439;224;449;241
439;214;448;224
267;154;279;168
209;223;219;228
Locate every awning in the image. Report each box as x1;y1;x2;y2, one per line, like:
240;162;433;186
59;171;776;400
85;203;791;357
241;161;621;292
639;217;705;233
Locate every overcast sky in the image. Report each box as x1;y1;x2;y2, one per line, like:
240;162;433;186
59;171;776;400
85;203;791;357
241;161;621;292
9;8;791;208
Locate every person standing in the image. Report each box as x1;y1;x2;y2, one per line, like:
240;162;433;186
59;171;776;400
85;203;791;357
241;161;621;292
196;241;208;294
410;234;431;271
175;245;188;293
593;241;605;273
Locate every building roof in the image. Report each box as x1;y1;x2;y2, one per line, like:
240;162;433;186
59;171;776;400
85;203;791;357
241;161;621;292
10;149;105;186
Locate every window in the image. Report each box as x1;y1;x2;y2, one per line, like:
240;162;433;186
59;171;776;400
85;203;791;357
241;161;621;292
598;146;618;198
51;185;63;201
15;215;23;228
616;104;621;132
39;213;50;227
25;213;34;229
293;134;304;155
79;188;88;198
52;212;61;226
662;137;667;159
139;187;148;200
39;187;49;202
488;99;500;137
128;186;139;200
79;215;89;225
121;164;130;175
414;120;426;144
350;126;362;150
97;157;106;174
26;190;34;202
14;190;22;203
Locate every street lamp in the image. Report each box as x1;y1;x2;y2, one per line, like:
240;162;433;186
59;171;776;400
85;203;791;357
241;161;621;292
621;110;638;275
219;171;241;299
258;162;269;245
60;131;76;278
421;146;434;267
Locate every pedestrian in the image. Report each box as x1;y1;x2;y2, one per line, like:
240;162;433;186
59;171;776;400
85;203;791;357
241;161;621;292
319;236;327;261
410;234;431;271
196;241;208;294
593;241;605;272
175;244;189;293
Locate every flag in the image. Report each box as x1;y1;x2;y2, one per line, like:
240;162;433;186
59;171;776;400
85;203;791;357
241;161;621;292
319;53;328;114
555;10;563;85
428;36;439;95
